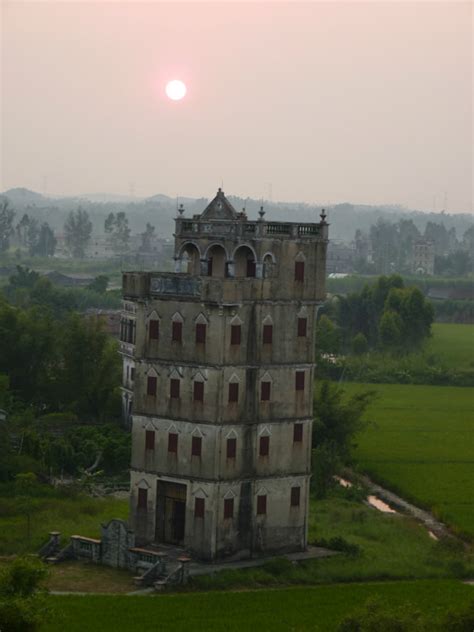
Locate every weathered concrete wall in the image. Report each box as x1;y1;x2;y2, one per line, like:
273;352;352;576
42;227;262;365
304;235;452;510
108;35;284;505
123;197;327;560
130;469;309;559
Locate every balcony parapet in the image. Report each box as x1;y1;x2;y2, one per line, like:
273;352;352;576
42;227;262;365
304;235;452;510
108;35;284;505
176;217;328;241
122;272;326;303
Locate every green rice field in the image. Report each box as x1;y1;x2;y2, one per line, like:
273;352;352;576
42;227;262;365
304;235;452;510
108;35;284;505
427;323;474;370
44;580;474;631
344;382;474;538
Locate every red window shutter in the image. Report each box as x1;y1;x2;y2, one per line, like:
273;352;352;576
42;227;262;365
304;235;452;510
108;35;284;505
231;325;241;346
168;432;178;453
224;498;234;519
295;261;305;282
170;378;180;399
147;376;157;397
145;430;155;451
297;318;307;337
261;381;271;401
259;435;270;456
293;423;303;443
195;323;206;344
193;381;204;402
257;494;267;515
226;437;237;458
291;487;301;507
191;436;202;457
246;259;256;278
149;319;159;340
137;488;147;509
295;371;305;391
262;324;273;344
194;497;205;518
228;382;239;403
172;321;182;342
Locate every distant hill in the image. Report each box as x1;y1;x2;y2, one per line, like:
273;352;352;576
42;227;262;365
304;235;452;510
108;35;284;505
2;187;49;206
1;188;472;242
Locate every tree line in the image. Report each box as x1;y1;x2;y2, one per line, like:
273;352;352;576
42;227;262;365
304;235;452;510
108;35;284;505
0;196;159;259
319;275;434;355
354;218;473;276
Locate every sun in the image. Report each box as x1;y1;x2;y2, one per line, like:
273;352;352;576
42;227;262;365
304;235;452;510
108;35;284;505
165;79;187;101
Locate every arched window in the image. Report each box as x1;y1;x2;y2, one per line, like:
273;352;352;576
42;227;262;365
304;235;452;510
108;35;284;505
234;245;257;278
206;244;228;278
179;242;201;275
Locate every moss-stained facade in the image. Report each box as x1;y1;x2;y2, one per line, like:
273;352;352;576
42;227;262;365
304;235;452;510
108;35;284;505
121;189;328;560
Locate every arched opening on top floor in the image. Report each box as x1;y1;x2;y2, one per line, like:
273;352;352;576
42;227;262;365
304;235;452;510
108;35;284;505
263;252;276;278
206;244;228;278
179;242;201;275
234;245;257;278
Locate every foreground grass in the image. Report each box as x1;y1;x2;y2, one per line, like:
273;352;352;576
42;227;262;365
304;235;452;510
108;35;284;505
0;488;128;555
191;490;473;591
45;561;135;594
427;323;474;370
44;580;474;631
343;382;474;538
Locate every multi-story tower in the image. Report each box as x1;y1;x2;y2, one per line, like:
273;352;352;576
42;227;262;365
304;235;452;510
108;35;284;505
121;189;328;560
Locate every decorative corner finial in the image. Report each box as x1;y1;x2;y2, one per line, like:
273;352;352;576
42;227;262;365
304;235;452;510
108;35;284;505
320;208;327;223
178;203;185;216
259;206;265;221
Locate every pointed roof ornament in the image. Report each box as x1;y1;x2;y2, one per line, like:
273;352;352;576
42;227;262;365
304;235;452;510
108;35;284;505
258;206;266;221
200;188;238;220
320;208;327;223
178;203;185;217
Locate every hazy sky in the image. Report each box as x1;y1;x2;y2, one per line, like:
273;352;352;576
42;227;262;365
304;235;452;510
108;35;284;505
1;1;472;212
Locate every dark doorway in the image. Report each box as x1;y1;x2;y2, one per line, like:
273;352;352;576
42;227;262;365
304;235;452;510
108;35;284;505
156;482;187;545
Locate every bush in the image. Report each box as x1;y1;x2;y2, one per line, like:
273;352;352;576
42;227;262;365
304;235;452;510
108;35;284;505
0;557;51;632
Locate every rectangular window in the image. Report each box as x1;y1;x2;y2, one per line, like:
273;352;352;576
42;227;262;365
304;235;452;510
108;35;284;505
193;381;204;402
226;437;237;458
149;319;159;340
172;321;182;342
257;494;267;515
147;376;157;397
231;324;241;346
293;423;303;443
168;432;178;453
170;378;180;399
194;497;205;518
130;367;135;381
259;435;270;456
137;488;147;509
145;430;155;451
262;324;273;344
191;436;202;457
291;486;301;507
295;261;305;282
295;371;305;391
195;323;206;344
261;381;271;401
224;498;234;519
228;382;239;403
297;318;307;337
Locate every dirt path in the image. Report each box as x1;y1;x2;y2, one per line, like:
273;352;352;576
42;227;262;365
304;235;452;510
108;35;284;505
353;472;458;542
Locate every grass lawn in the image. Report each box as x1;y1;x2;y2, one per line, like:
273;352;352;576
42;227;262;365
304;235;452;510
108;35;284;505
343;382;474;538
45;561;135;594
44;580;474;631
0;489;128;555
427;323;474;370
190;490;473;591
